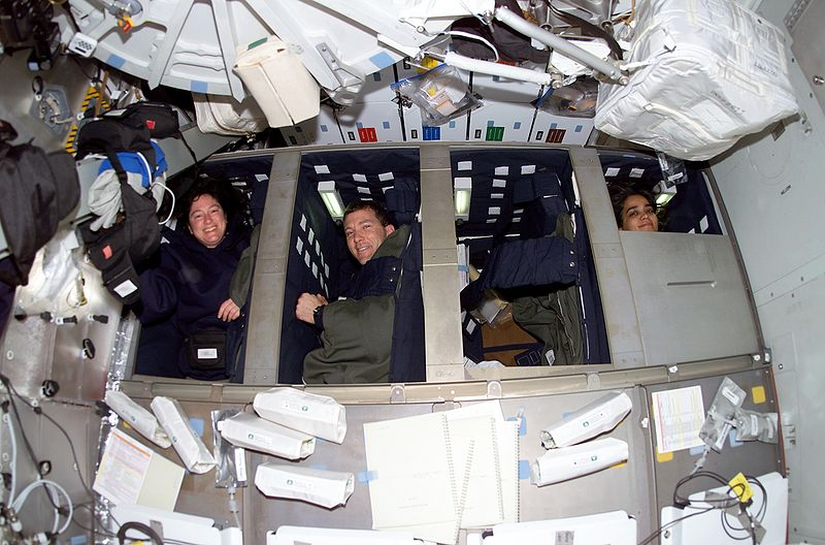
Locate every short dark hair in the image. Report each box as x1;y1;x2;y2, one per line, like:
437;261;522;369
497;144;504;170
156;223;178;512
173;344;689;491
610;187;657;228
179;176;246;226
343;200;393;227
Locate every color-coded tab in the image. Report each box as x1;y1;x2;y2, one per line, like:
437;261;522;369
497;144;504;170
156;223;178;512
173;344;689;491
656;448;674;463
357;470;378;483
518;459;531;480
485;126;505;141
751;386;766;404
358;127;378;142
189;417;205;437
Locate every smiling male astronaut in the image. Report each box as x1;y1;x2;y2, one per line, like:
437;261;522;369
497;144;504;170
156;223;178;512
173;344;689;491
295;201;410;384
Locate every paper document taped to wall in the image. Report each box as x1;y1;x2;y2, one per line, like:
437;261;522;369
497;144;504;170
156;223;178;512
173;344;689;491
651;386;705;453
93;428;185;511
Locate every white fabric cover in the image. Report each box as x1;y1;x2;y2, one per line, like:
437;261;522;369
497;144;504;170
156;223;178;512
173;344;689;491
192;92;268;135
233;37;320;128
595;0;798;160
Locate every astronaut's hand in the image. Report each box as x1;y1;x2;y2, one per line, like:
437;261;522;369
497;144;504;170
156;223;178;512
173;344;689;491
296;293;328;324
218;298;241;322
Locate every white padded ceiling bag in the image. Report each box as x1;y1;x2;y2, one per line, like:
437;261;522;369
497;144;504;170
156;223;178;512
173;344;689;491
595;0;798;161
193;93;268;136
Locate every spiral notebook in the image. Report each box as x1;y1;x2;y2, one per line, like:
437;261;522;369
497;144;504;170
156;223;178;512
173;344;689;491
363;411;462;544
363;402;519;544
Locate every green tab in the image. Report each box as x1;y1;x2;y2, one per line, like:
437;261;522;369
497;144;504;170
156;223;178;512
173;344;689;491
247;38;267;50
485;126;505;142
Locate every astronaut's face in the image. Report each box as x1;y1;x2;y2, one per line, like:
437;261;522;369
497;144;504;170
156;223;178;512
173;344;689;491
344;208;395;265
188;194;227;248
620;194;658;232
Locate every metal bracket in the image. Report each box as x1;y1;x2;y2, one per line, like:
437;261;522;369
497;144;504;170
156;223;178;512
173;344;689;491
390;384;406;403
315;42;364;106
752;349;771;366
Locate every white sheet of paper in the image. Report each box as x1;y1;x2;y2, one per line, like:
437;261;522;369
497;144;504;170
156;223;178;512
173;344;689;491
363;411;459;544
94;429;151;505
267;526;417;545
497;420;520;524
651;386;706;453
448;415;503;528
93;429;185;511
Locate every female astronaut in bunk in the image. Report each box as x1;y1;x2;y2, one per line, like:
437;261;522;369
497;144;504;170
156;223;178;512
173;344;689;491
613;189;660;232
135;177;253;380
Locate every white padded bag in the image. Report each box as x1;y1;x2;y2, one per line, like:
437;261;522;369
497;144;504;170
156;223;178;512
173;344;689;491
595;0;798;160
193;92;268;135
233;37;320;128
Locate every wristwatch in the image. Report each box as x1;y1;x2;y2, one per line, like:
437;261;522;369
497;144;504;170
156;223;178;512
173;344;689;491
312;304;324;328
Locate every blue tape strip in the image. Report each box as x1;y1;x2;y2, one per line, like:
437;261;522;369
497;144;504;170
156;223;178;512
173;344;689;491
728;429;743;448
191;80;208;93
369;51;395;70
357;470;378;483
308;463;328;471
106;54;126;69
188;417;204;437
70;535;88;545
518;460;530;480
689;445;705;456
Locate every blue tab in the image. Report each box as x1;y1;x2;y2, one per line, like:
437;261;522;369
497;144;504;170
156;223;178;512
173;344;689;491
369;51;395;70
357;470;378;483
689;445;705;456
308;463;328;471
71;536;88;545
518;460;531;480
106;54;125;69
189;417;204;437
191;80;208;93
728;429;743;448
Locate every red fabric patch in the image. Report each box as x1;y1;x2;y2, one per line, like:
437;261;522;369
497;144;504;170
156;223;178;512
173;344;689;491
146;120;156;130
103;245;113;260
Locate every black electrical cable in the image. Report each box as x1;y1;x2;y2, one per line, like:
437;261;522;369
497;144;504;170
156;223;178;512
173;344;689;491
117;521;163;544
0;375;42;468
647;470;769;545
0;373;94;498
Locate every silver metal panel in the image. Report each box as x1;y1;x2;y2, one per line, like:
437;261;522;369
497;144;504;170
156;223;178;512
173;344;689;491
752;271;825;543
714;3;825;540
621;231;760;365
420;146;464;371
569;147;646;368
0;399;98;541
646;369;782;526
162;390;657;544
244;151;301;385
787;1;825;114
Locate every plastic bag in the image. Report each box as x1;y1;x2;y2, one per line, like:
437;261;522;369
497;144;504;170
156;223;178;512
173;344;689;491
391;64;481;126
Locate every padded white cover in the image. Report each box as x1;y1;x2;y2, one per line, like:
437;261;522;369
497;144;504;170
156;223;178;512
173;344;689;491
193;93;268;135
233;37;320;128
595;0;798;160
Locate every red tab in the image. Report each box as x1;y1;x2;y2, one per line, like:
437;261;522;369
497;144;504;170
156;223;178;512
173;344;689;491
103;245;113;260
146;120;156;130
358;127;378;143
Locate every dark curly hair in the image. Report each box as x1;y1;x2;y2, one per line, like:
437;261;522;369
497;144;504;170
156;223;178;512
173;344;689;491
179;176;246;226
609;187;660;229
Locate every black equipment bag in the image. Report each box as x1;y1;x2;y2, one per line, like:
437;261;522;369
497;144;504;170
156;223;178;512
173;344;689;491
0;138;80;286
78;176;161;305
108;101;181;139
75;111;163;304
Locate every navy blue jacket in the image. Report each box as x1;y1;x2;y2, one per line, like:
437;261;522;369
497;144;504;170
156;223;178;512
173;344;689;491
136;216;251;378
